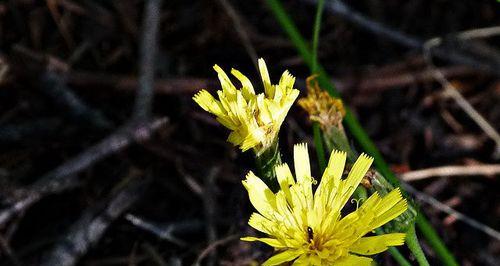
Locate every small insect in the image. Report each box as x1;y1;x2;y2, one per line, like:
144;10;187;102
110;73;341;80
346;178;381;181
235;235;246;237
307;226;314;242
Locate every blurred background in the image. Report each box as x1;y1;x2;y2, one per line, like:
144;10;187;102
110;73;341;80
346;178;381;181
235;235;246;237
0;0;499;265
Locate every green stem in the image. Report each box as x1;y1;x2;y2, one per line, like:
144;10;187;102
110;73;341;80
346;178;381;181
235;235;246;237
388;247;412;266
313;123;327;172
416;214;458;266
407;224;430;266
311;0;325;73
265;1;458;265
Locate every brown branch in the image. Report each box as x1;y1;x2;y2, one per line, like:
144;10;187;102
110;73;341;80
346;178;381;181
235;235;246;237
0;118;168;228
335;65;477;93
400;164;500;182
303;0;500;76
67;72;214;95
41;176;149;266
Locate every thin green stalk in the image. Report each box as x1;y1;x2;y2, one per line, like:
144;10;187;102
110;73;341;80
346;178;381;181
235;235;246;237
311;0;325;73
407;224;430;266
388;247;412;266
265;0;458;265
312;122;327;172
416;214;458;265
310;0;326;173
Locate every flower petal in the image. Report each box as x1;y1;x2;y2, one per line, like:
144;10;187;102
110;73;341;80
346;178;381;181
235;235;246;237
258;58;274;98
293;143;311;183
335;254;374;266
240;237;286;248
262;250;301;266
242;171;277;218
349;233;406;255
336;153;373;211
369;188;408;230
248;213;275;235
231;68;255;99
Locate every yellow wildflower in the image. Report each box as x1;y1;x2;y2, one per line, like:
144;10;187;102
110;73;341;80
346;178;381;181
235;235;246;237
242;144;408;265
298;75;345;131
193;59;299;155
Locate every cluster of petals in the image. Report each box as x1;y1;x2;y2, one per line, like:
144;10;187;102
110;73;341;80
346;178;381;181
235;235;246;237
242;144;408;265
193;59;299;154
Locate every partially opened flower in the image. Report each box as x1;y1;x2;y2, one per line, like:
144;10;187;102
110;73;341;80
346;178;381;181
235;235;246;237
193;59;299;155
298;75;345;131
242;144;408;265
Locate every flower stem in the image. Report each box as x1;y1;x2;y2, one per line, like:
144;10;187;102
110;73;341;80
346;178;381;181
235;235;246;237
406;224;430;266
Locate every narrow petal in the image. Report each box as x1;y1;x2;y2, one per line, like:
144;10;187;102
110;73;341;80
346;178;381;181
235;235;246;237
248;213;275;235
262;250;301;266
231;68;255;100
349;233;406;255
370;190;408;230
337;153;373;209
275;163;295;202
240;237;286;248
193;90;223;115
293;143;311;183
242;171;277;218
335;254;374;266
258;58;275;98
213;64;236;95
315;150;346;206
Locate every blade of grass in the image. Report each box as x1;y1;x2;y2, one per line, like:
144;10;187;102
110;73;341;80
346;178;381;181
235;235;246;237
265;0;458;265
310;0;327;172
311;0;325;73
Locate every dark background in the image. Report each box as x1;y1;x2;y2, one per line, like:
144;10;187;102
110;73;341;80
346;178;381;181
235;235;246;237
0;0;499;265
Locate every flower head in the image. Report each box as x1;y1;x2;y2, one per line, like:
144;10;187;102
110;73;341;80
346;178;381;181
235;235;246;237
242;144;408;265
193;59;299;155
298;75;345;131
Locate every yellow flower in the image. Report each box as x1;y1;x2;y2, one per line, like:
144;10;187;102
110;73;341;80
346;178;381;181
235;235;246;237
242;144;408;265
193;59;299;155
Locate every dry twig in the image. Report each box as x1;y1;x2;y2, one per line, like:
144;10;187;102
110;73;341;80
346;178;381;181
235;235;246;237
401;164;500;182
403;183;500;242
41;176;149;266
134;0;162;121
303;0;500;76
0;118;168;228
423;26;500;158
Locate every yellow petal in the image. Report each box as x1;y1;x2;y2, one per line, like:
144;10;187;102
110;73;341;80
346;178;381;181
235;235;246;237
370;189;408;230
242;171;277;218
213;64;236;95
240;237;286;248
193;90;223;115
349;233;406;255
248;213;275;235
335;254;374;266
337;153;373;210
293;143;311;183
275;163;294;202
262;250;301;266
231;68;255;100
258;58;275;98
315;150;346;207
